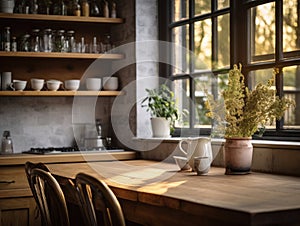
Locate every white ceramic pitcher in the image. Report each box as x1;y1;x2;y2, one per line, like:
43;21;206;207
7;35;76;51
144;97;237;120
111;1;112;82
178;137;212;171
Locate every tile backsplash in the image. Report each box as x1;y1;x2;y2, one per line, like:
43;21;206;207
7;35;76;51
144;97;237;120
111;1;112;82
0;96;112;153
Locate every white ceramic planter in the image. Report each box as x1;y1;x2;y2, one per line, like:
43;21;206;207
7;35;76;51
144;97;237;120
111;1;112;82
150;117;170;138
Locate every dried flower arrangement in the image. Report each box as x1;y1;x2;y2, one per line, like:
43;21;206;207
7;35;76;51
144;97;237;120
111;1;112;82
205;64;295;138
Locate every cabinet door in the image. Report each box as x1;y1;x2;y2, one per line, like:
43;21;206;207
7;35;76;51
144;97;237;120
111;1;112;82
0;197;41;226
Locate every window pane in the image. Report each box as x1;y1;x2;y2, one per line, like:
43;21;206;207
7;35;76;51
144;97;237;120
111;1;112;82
248;68;275;129
195;73;228;134
218;0;229;10
195;0;211;16
172;25;190;74
250;2;276;62
283;0;300;53
194;74;212;127
194;19;212;71
283;66;300;128
172;0;189;21
174;79;190;127
217;14;230;68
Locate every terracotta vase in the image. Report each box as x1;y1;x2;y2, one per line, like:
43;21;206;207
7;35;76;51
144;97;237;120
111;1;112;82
223;137;253;175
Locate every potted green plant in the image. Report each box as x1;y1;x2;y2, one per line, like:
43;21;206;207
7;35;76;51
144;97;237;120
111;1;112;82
141;84;179;137
205;64;295;174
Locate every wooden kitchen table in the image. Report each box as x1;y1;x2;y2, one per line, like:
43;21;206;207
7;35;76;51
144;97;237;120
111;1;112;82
47;160;300;226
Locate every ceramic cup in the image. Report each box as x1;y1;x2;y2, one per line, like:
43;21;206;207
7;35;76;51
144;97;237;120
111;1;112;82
64;79;80;91
173;156;191;171
194;156;210;175
31;78;45;91
46;80;62;91
86;78;101;91
10;80;27;91
103;77;118;91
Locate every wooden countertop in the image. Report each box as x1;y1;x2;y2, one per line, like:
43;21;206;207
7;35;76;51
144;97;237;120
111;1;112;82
47;160;300;226
0;151;137;166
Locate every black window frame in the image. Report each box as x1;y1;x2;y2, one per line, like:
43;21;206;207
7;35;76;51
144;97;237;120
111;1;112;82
158;0;300;141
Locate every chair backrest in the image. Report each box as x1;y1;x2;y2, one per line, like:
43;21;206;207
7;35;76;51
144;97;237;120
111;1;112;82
75;173;126;226
29;168;70;226
24;161;52;225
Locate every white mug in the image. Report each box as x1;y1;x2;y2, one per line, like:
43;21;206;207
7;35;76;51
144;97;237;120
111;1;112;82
103;77;118;91
194;156;210;175
86;78;101;91
10;80;27;91
64;79;80;91
46;80;62;91
31;78;45;91
179;137;212;171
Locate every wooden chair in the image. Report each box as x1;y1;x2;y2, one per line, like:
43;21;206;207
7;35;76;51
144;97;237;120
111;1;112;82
28;167;70;226
75;173;126;226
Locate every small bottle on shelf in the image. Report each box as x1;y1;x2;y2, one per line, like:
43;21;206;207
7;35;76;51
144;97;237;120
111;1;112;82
3;27;11;52
11;37;17;52
111;2;116;18
103;1;109;18
73;0;81;16
81;0;89;17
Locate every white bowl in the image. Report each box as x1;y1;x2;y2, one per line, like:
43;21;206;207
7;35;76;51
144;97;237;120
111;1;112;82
86;78;101;91
173;156;191;171
31;78;45;91
64;79;80;91
46;80;62;91
103;77;118;91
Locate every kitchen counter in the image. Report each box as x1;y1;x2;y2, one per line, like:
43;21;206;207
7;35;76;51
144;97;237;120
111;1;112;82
0;150;137;166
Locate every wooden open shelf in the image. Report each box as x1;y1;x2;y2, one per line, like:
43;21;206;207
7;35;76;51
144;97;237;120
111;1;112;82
0;51;124;59
0;90;123;96
0;13;124;23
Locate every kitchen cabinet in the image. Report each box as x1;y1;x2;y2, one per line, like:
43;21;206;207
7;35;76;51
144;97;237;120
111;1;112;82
0;165;40;226
0;151;136;226
0;13;125;97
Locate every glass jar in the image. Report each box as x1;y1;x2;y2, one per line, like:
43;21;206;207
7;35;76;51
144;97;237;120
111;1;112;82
31;29;40;52
20;34;31;52
66;30;76;52
52;0;67;15
29;0;38;14
89;0;100;17
1;131;13;154
42;28;53;52
55;29;66;52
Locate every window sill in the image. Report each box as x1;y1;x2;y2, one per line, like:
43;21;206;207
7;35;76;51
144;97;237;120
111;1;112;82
134;137;300;176
134;137;300;149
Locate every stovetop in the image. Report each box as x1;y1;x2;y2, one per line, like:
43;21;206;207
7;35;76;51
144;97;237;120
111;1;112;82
22;146;124;155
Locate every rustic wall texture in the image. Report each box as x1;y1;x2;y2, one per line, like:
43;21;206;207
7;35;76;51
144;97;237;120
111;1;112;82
0;0;136;153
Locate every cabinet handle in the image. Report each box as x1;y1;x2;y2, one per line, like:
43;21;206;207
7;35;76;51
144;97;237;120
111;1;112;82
0;180;15;184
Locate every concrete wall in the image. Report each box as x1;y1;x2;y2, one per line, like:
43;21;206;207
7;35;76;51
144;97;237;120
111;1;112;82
0;0;136;153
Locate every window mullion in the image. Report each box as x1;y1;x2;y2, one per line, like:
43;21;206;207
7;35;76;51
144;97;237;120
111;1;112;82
189;0;195;128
